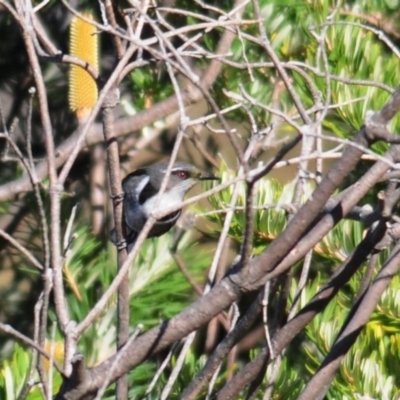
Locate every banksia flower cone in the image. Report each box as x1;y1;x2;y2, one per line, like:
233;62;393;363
69;13;99;122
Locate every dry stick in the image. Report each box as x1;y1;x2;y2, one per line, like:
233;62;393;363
102;88;130;399
246;276;292;399
180;291;263;400
204;241;232;352
190;127;224;169
312;3;340;126
205;106;264;299
172;252;204;297
353;252;378;304
15;3;65;393
170;233;230;331
102;9;151;400
0;230;43;270
290;3;333;203
206;304;240;399
311;2;340;182
252;0;311;126
160;332;196;400
288;250;313;320
0;86;50;395
189;119;259;394
0;0;19;20
0;107;11;165
25;86;54;391
262;282;274;359
249;274;289;398
17;295;43;400
261;355;282;400
297;241;400;400
144;342;180;397
106;13;152;399
337;9;400;40
90;147;106;237
296;185;400;400
108;4;148;400
297;131;400;169
47;323;57;398
215;217;390;399
150;18;210;394
15;0;69;338
0;322;59;370
104;0;124;59
94;325;143;400
26;88;49;270
240;174;256;268
37;268;53;398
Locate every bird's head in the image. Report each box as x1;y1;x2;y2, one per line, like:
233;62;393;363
145;161;219;199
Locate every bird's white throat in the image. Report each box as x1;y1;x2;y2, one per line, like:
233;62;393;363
142;188;186;218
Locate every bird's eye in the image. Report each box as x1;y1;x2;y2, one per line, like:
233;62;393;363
176;170;189;179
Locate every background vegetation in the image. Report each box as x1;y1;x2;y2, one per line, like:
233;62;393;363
1;0;400;399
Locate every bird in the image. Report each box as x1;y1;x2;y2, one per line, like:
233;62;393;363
111;160;218;251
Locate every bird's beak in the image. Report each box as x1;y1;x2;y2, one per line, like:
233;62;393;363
197;171;219;181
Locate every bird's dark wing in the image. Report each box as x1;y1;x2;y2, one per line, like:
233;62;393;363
122;168;158;205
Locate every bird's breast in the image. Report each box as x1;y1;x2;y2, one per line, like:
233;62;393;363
142;192;184;218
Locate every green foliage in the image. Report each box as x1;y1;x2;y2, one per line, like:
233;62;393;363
213;0;400;150
0;345;31;399
0;223;213;398
130;66;174;111
62;227;212;392
3;0;400;398
0;344;62;399
207;163;315;251
295;271;400;399
207;164;400;398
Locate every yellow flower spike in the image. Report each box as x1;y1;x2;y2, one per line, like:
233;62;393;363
44;340;64;372
69;13;99;122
